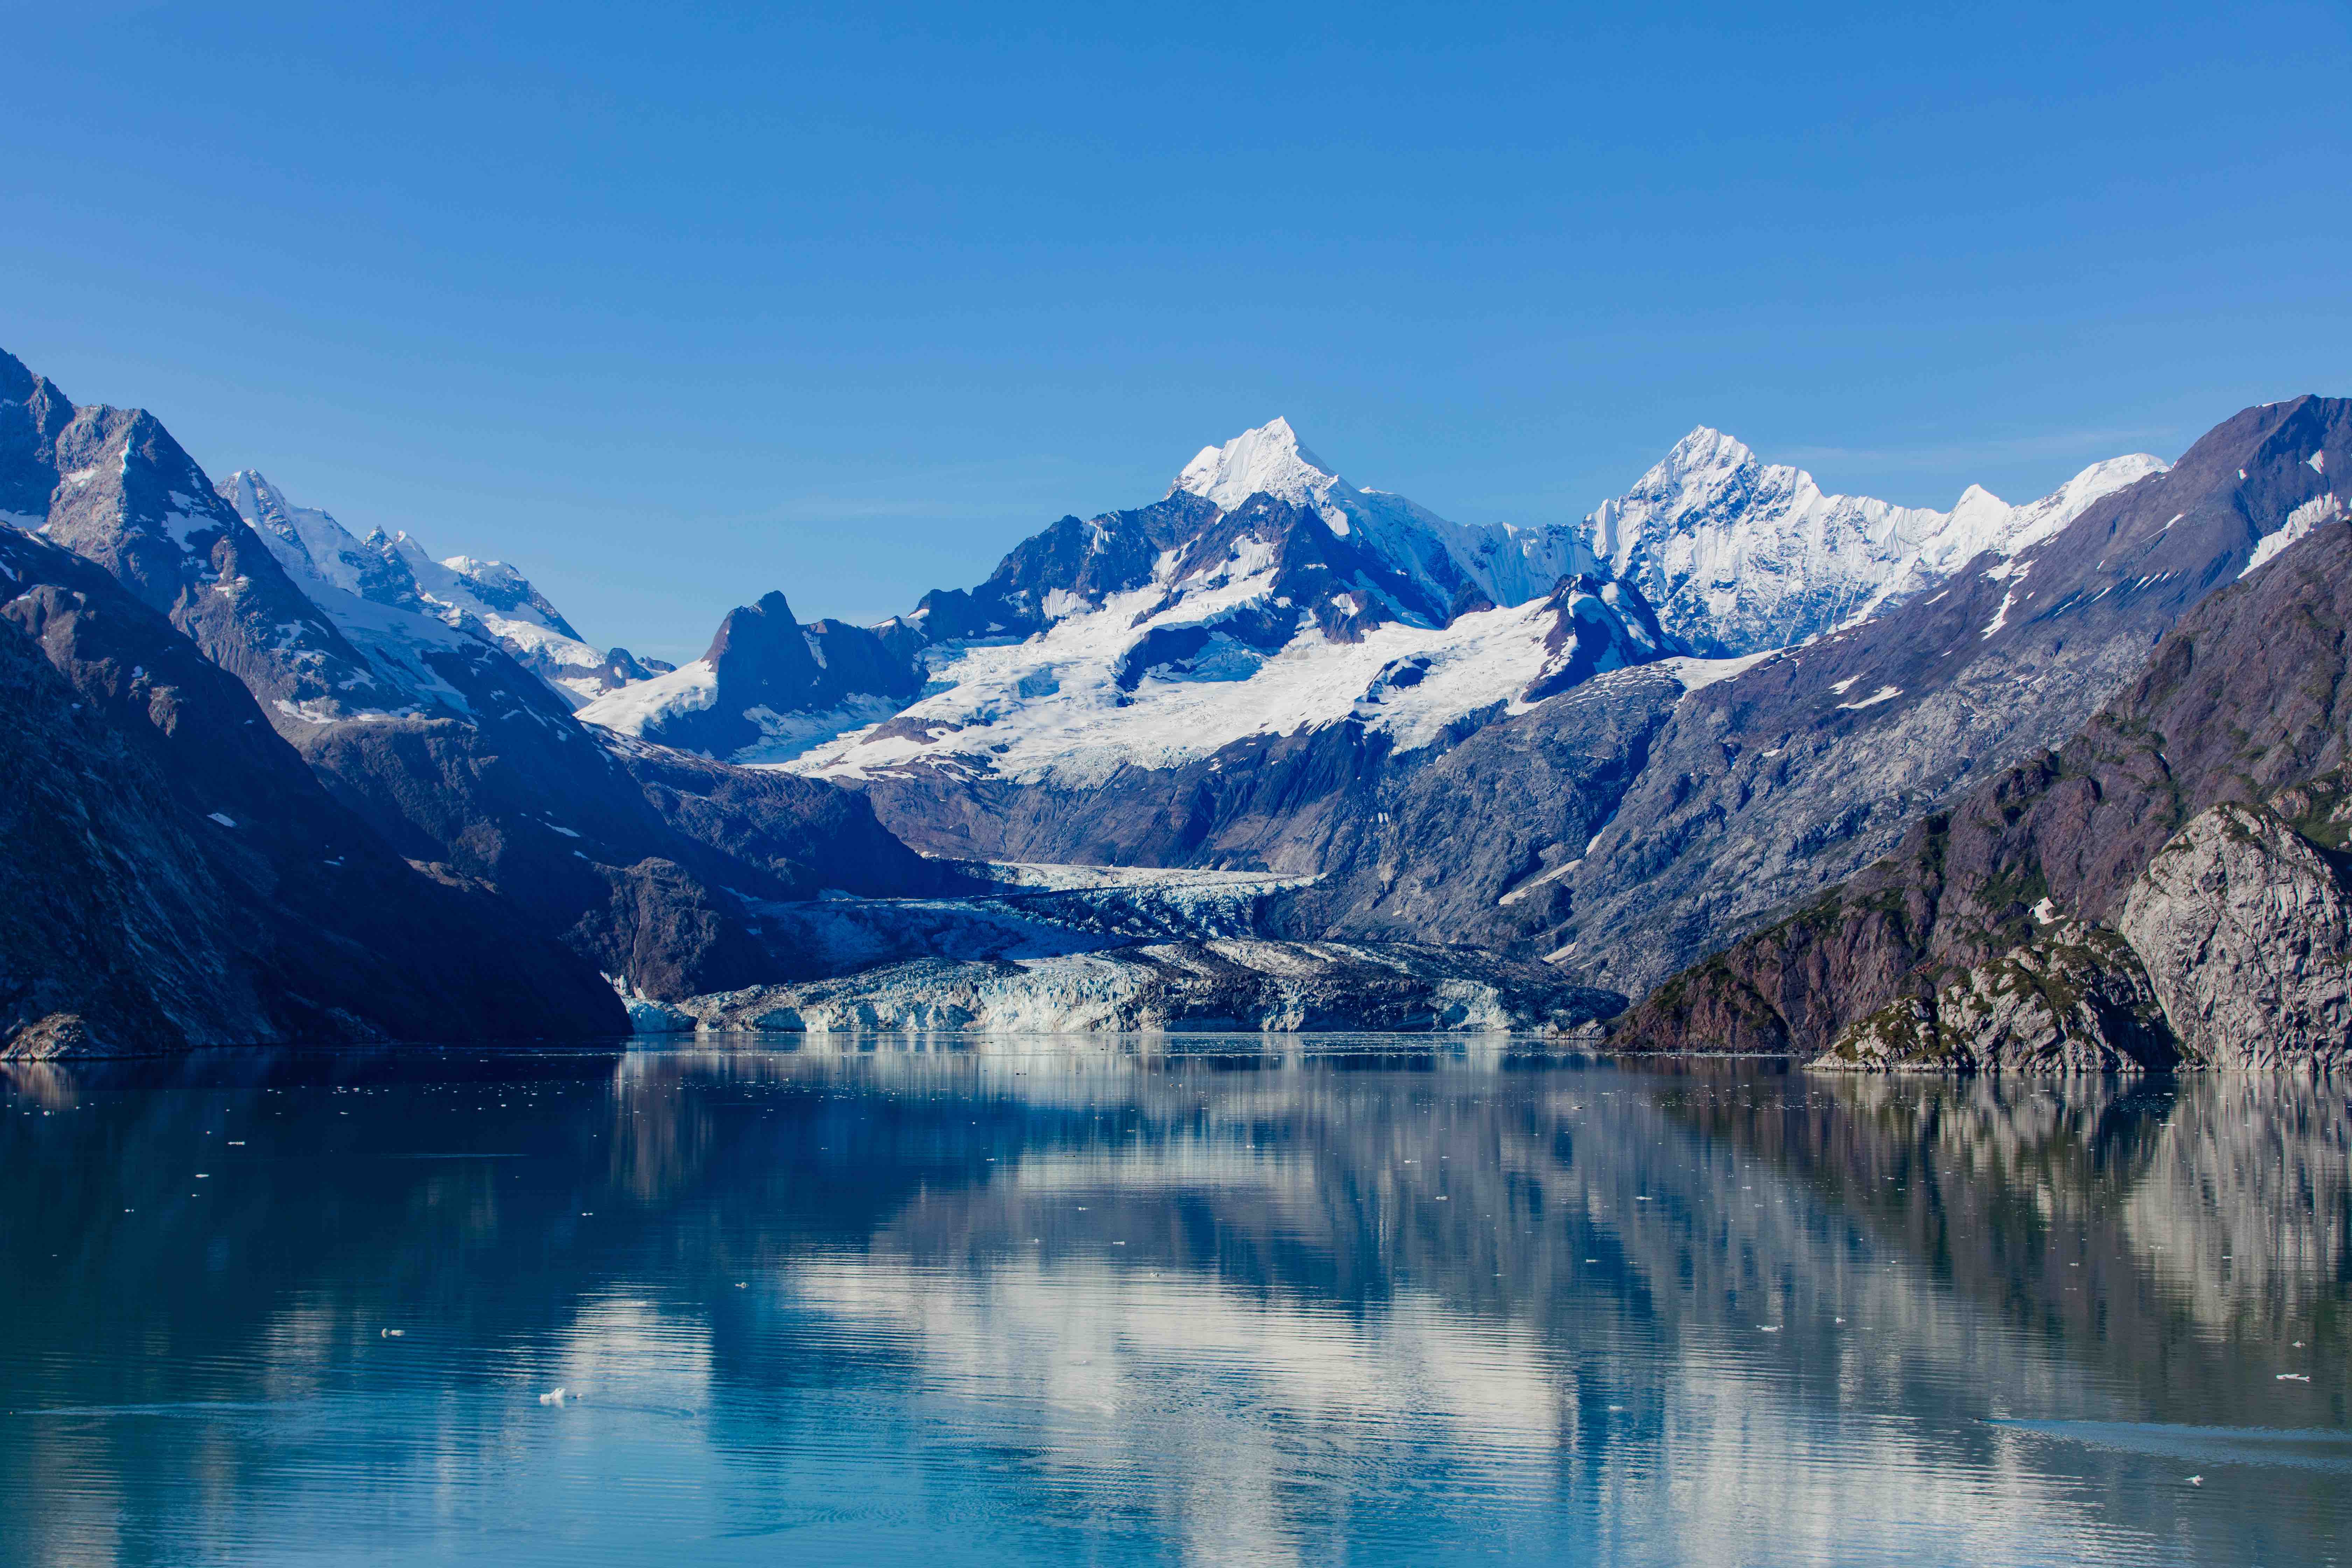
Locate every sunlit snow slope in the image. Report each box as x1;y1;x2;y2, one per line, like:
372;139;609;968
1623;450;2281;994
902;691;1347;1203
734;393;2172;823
583;416;2165;789
1582;428;2166;656
218;470;641;707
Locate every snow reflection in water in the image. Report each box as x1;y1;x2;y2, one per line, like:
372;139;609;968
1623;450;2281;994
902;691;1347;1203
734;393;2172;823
0;1043;2343;1566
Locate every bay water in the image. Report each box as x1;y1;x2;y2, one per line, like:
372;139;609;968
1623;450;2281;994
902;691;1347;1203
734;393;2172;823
1;1042;2344;1565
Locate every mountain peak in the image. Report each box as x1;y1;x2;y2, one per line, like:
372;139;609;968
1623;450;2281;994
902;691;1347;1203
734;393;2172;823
220;468;291;519
0;348;41;404
1171;417;1350;512
1662;425;1757;474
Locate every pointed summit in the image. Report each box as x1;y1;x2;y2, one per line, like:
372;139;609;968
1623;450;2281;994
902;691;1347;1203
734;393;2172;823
0;346;41;404
1171;417;1351;512
1660;426;1757;477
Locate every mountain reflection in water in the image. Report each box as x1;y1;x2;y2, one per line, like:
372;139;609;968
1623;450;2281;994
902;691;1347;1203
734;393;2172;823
0;1042;2344;1567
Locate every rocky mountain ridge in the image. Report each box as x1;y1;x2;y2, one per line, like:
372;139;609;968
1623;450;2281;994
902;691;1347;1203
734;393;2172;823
582;416;2153;794
1586;426;2168;656
0;349;953;1051
217;469;661;707
9;338;2348;1065
1622;400;2352;1069
0;523;625;1053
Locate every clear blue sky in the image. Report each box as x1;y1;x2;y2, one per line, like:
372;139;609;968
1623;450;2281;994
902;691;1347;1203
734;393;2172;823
6;2;2347;660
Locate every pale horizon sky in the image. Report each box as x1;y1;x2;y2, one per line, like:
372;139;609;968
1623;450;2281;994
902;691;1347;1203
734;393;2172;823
6;2;2348;660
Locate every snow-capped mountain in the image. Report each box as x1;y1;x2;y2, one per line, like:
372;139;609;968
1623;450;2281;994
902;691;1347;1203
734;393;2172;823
585;420;1674;777
797;568;1670;788
19;333;2352;1066
1580;427;2167;657
1169;417;1601;614
587;415;2167;790
5;363;432;728
217;470;657;706
577;590;923;760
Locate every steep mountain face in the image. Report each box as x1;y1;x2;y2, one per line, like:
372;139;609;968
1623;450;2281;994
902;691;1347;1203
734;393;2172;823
579;590;925;760
1583;427;2164;657
216;469;643;707
1422;395;2345;996
2115;800;2352;1067
1622;401;2352;1065
0;526;626;1055
702;413;2183;996
2;354;421;724
2;350;946;1011
587;422;1675;779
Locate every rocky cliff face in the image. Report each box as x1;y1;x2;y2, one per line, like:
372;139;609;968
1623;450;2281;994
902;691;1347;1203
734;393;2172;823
1624;402;2352;1067
0;527;626;1055
1816;920;2173;1073
2117;802;2352;1068
4;350;950;1013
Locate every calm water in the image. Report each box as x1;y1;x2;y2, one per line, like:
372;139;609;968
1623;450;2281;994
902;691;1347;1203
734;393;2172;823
1;1042;2345;1567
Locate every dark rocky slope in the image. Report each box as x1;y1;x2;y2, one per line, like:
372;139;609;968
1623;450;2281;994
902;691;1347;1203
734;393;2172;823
1347;396;2352;995
263;691;948;1001
3;348;944;1005
794;399;2345;997
0;527;626;1055
1622;491;2352;1068
851;571;1678;877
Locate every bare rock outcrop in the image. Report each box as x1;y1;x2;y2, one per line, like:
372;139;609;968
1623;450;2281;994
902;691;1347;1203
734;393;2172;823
2116;803;2352;1067
1626;450;2352;1066
1814;919;2172;1073
0;526;628;1053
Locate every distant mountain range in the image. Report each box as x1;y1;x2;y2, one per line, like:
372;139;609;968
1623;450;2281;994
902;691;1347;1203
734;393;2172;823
4;342;2346;1065
580;415;2161;785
